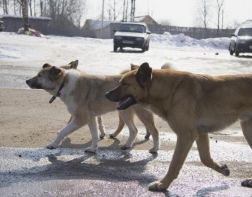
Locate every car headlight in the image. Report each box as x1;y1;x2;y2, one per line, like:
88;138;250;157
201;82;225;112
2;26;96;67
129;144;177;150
115;36;122;40
136;37;144;41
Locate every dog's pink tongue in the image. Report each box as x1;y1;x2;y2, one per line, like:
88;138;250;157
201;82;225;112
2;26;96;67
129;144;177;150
117;97;131;110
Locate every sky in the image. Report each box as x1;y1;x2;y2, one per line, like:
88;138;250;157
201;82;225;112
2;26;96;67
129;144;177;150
85;0;252;28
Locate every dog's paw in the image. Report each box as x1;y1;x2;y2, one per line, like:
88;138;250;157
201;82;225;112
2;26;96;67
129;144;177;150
100;134;105;139
220;164;230;176
148;181;167;191
149;147;158;154
145;133;150;140
241;179;252;188
120;145;131;150
109;134;116;139
46;145;57;150
85;147;97;154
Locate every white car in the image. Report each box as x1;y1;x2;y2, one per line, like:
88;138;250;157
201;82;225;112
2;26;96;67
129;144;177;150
113;22;151;52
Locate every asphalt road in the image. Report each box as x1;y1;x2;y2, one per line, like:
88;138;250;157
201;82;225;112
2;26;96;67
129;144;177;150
1;134;252;197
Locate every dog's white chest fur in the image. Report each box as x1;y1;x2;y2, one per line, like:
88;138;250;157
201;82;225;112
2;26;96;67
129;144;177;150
60;70;80;114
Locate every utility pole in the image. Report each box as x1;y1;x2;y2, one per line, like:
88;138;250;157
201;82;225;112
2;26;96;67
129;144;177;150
101;0;105;28
123;0;126;21
221;9;224;29
101;0;105;38
125;0;128;21
130;0;135;22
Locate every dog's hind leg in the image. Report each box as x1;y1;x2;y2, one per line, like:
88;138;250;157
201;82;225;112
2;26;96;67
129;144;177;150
196;133;230;176
97;116;105;139
120;109;138;150
47;117;84;149
240;119;252;148
240;119;252;188
109;112;125;138
135;107;159;153
86;116;99;153
149;133;196;191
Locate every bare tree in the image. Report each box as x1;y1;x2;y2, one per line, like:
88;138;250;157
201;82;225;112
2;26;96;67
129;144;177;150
123;0;129;21
2;0;9;14
39;0;43;16
107;0;123;21
197;0;211;29
216;0;224;33
21;0;29;31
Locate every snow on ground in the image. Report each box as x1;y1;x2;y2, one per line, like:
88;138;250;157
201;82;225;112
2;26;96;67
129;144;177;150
151;32;231;49
1;31;252;89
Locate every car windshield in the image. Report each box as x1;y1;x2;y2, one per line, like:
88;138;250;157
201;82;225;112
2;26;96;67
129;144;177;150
119;24;146;33
238;28;252;36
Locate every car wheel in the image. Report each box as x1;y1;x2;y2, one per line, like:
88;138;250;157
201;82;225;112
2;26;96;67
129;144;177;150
229;49;234;55
113;45;118;52
235;50;239;57
146;44;149;51
229;45;233;55
234;45;239;57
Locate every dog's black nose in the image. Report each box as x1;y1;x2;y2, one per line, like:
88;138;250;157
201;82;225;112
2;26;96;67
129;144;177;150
105;91;112;101
26;79;30;85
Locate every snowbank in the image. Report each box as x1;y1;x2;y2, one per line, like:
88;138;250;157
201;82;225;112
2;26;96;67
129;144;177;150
151;32;230;49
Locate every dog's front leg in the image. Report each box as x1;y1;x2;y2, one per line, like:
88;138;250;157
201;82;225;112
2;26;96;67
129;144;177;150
196;133;230;176
86;116;99;153
149;133;196;191
120;111;138;150
47;118;82;149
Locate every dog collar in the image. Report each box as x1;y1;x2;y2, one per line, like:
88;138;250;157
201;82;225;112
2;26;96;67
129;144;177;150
49;81;65;104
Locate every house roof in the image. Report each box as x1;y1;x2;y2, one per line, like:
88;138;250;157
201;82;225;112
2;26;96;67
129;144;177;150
240;20;252;28
84;19;112;30
0;15;51;21
134;15;158;25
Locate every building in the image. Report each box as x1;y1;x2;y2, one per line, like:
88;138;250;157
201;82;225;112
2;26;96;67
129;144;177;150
0;15;51;34
82;15;158;39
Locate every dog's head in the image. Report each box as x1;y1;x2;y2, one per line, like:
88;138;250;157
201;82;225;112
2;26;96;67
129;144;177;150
106;62;152;110
26;63;64;91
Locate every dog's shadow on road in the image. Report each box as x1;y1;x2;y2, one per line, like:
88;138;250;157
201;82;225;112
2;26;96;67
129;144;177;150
2;136;169;194
195;184;229;196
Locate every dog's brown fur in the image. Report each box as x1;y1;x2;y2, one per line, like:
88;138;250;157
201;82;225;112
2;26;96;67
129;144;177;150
106;62;252;191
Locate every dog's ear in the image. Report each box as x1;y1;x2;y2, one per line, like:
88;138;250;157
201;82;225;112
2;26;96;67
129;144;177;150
131;64;140;70
135;62;152;88
43;63;51;69
69;60;79;69
161;62;174;70
49;66;62;80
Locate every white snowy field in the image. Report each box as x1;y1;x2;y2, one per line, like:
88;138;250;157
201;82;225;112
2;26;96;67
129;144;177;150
1;32;252;89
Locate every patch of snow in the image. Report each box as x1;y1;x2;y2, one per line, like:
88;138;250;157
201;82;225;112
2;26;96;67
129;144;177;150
151;32;230;49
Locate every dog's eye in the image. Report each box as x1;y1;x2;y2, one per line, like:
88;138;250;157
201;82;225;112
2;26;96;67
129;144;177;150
122;82;129;86
38;74;41;77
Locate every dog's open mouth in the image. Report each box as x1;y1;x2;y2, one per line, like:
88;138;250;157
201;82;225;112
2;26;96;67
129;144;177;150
117;95;137;110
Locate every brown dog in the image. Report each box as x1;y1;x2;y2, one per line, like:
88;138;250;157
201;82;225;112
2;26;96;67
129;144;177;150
106;62;252;191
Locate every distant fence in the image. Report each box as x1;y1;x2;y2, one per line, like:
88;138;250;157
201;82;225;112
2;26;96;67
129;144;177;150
87;23;235;39
148;24;235;39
